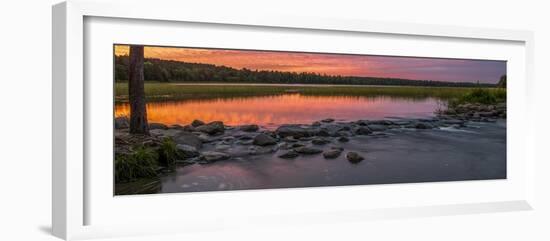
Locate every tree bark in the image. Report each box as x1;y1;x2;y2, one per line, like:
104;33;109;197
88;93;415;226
128;45;149;135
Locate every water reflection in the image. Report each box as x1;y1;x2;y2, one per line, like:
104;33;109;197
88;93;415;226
115;94;441;128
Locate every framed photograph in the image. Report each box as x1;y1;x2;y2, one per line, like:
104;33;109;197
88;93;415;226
53;0;535;240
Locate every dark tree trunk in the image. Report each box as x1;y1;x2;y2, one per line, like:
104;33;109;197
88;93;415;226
128;45;149;135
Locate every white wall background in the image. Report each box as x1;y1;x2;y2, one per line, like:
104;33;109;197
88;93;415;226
0;0;548;240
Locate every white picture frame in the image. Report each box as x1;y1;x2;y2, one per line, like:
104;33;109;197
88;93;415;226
52;0;535;240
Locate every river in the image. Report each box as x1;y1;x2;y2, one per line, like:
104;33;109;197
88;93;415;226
115;94;443;129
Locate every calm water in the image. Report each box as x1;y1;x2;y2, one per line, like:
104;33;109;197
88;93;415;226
115;94;442;128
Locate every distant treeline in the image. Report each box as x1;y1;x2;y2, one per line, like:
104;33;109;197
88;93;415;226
114;55;500;87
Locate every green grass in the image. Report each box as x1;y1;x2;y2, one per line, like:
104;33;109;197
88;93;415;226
115;138;182;183
448;88;506;107
115;146;159;183
115;82;491;102
115;83;290;102
157;138;178;170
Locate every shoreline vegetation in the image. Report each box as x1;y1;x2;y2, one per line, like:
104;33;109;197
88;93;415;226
114;82;505;103
114;85;506;194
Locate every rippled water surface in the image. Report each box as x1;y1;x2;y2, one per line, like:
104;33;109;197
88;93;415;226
156;121;506;193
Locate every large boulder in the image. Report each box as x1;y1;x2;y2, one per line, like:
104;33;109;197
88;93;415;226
323;124;345;134
176;144;200;159
248;146;276;155
276;125;312;138
367;124;387;132
181;125;195;132
170;124;185;129
355;126;373;135
149;122;168;130
239;124;260;132
114;117;129;129
314;129;331;137
393;120;412;126
414;122;434;129
278;150;299;159
173;132;203;149
150;128;183;138
191;119;205;127
356;120;371;126
346;152;364;163
253;133;277;146
294;146;323;155
200;151;230;163
195;121;225;135
312;137;330;145
337;136;349;142
323;148;342;159
368;120;394;125
442;119;465;125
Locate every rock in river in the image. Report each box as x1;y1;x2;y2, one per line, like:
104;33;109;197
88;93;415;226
323;149;342;159
346;152;364;163
338;136;350;142
315;129;331;137
367;124;387;132
176;144;199;158
174;132;203;149
114;117;129;129
253;133;277;146
276;125;312;138
355;126;373;135
195;121;225;135
200;151;230;163
149;128;182;138
248;146;276;155
191;119;205;127
414;122;434;129
279;150;299;159
442;119;465;125
149;122;168;130
294;146;323;155
312;137;330;145
368;120;394;125
239;124;260;132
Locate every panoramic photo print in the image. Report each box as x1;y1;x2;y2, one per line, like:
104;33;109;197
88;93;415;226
113;44;507;195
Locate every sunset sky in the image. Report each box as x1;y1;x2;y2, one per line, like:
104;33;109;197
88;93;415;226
115;45;506;84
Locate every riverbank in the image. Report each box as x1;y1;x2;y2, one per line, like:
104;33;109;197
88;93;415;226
114;86;507;195
114;105;506;194
115;116;506;194
114;83;493;102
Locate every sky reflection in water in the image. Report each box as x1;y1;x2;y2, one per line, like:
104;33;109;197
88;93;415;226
115;94;442;128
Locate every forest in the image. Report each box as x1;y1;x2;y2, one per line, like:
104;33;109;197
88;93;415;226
114;55;499;87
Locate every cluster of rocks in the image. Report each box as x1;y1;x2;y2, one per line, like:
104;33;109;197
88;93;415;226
115;106;505;167
438;102;506;122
